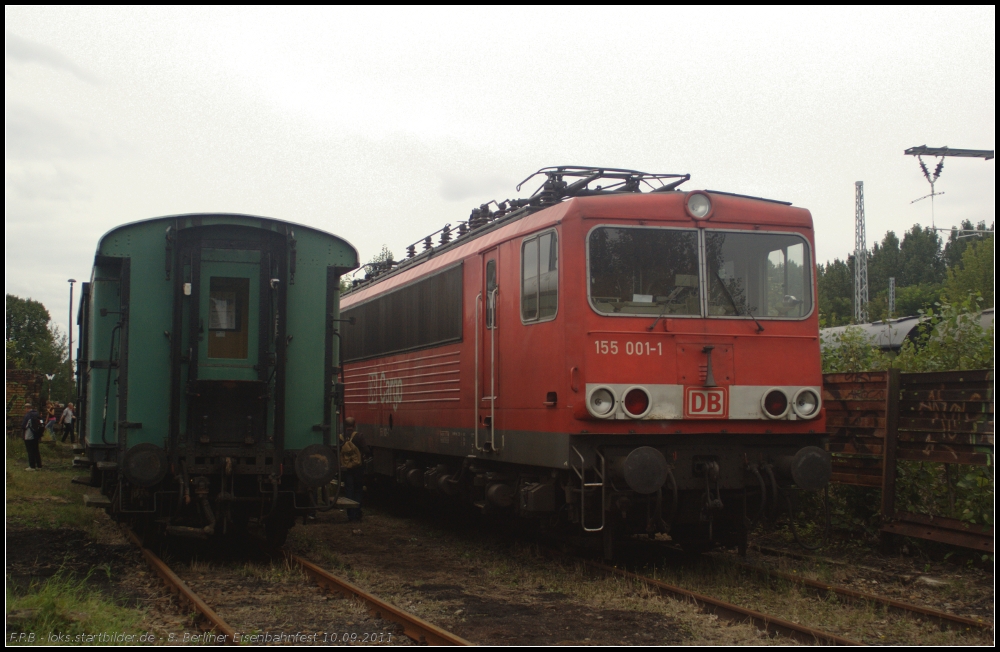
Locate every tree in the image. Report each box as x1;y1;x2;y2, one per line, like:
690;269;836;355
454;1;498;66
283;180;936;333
5;294;73;402
898;225;945;287
867;231;902;304
943;220;994;270
363;245;395;278
6;294;61;369
944;234;994;307
816;258;853;326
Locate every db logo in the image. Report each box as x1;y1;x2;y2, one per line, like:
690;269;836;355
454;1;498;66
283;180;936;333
684;387;728;419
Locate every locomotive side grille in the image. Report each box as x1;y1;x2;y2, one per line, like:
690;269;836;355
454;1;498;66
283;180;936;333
343;349;462;409
342;264;463;362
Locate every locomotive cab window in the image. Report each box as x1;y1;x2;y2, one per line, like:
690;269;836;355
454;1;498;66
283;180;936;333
706;231;812;319
208;277;249;359
521;231;558;322
588;227;699;316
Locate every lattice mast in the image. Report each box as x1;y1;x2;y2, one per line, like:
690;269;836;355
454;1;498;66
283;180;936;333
854;181;869;323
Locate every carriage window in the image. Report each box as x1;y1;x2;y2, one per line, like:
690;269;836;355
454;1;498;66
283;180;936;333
208;277;249;359
705;232;812;319
522;231;558;322
589;227;700;316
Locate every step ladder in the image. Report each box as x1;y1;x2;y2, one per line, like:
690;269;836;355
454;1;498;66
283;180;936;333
570;446;605;532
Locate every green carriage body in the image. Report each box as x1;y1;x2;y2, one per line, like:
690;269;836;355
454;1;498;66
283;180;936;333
77;213;357;540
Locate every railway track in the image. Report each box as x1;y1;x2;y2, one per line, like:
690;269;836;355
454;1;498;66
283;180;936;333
730;548;993;634
574;554;864;646
604;536;992;642
282;551;471;645
123;528;238;643
124;527;470;645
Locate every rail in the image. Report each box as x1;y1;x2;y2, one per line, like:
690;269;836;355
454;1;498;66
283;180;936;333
123;528;238;644
580;557;862;645
284;551;472;646
736;547;991;633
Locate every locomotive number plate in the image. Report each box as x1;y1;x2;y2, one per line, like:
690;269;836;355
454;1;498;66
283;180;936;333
684;387;728;419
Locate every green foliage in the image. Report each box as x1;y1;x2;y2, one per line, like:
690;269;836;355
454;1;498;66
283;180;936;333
943;220;994;270
820;326;891;373
898;224;946;286
943;234;994;307
893;295;994;372
5;294;74;402
893;282;945;318
896;463;993;527
6;294;61;369
365;244;395;271
6;570;145;644
826;486;882;537
818;221;988;325
816;258;853;326
867;230;902;306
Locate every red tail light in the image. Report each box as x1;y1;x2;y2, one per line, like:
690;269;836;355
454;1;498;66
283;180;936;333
623;388;650;417
763;390;788;418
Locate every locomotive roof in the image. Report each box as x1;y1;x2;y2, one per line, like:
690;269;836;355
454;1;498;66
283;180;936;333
95;212;359;266
341;191;813;306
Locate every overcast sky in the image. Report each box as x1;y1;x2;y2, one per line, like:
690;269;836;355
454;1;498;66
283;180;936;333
5;6;995;334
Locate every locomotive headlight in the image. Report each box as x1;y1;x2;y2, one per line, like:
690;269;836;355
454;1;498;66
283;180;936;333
792;388;821;418
686;192;713;219
622;387;652;419
761;388;790;419
588;387;616;418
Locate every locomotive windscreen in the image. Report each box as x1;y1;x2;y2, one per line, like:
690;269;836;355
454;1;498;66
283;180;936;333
705;232;812;319
588;227;812;320
341;263;463;362
589;227;701;316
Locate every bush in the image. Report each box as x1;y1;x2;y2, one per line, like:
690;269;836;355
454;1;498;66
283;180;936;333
820;326;892;373
893;294;994;372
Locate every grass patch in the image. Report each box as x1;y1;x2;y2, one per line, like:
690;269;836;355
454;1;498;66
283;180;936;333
5;439;100;531
238;558;305;584
6;570;147;645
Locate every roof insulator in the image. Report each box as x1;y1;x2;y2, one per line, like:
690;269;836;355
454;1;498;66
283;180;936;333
423;236;433;251
440;224;451;245
407;244;416;258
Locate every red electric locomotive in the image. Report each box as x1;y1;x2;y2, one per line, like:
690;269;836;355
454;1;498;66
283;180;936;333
339;167;830;555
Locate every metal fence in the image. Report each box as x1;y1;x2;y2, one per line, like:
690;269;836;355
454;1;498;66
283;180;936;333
824;369;994;552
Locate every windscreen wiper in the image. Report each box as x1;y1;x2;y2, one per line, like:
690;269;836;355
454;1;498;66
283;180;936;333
647;287;684;331
713;271;764;333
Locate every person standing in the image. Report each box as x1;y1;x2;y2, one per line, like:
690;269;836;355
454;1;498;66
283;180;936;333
60;403;76;444
21;404;44;471
340;417;370;522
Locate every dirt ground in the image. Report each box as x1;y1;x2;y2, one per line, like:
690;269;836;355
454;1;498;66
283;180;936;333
6;442;993;646
286;484;994;646
286;495;776;646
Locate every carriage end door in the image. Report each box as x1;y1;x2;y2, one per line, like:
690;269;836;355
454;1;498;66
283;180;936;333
197;249;261;381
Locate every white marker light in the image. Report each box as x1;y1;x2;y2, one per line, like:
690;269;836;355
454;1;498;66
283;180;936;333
686;193;712;219
589;387;616;418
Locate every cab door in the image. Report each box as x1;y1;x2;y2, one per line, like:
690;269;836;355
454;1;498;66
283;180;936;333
478;249;500;444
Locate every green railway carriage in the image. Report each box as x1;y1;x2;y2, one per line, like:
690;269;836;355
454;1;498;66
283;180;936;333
76;213;358;544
